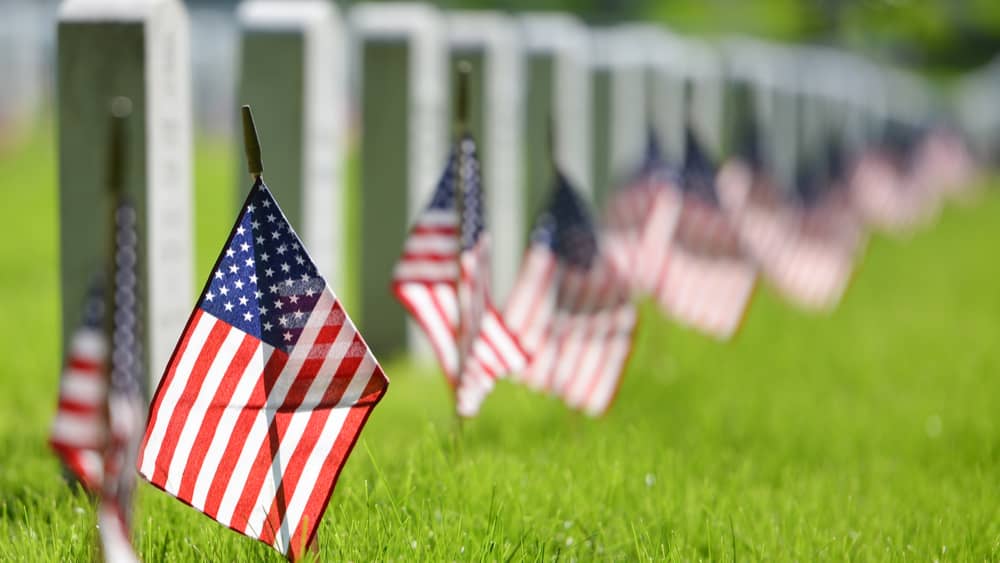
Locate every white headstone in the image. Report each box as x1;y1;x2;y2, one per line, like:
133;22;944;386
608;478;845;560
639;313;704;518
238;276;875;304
58;0;194;392
236;0;346;293
447;11;524;301
351;3;447;356
520;14;592;201
642;27;688;167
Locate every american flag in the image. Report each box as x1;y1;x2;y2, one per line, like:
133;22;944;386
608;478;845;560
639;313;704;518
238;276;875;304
98;200;144;563
50;278;108;492
393;134;526;417
651;128;757;340
504;172;636;416
603;130;683;295
138;180;388;560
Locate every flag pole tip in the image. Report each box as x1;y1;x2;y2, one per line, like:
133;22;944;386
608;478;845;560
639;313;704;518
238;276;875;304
241;105;264;178
110;96;133;119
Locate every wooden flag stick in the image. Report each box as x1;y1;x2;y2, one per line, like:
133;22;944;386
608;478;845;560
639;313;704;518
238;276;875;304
241;105;264;180
453;62;471;428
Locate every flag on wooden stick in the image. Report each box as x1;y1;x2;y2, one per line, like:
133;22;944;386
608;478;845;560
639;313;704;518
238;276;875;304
138;108;388;560
393;133;526;417
505;171;637;416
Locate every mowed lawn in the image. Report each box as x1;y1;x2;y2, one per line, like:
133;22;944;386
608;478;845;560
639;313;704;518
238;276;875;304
0;131;997;561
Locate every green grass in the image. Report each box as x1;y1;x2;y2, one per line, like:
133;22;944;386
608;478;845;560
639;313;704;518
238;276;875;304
0;131;998;561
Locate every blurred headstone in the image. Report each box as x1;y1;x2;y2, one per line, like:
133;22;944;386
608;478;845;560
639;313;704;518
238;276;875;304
447;11;523;301
643;27;688;167
190;5;238;138
0;0;50;146
520;14;592;217
57;0;194;392
589;28;646;206
236;0;347;291
351;3;447;356
681;39;725;161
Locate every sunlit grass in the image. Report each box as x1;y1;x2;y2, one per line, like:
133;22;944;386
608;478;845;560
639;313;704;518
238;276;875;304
0;131;997;560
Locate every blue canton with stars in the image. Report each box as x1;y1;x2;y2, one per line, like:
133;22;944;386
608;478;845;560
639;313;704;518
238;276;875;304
531;172;598;269
199;180;326;352
426;133;484;250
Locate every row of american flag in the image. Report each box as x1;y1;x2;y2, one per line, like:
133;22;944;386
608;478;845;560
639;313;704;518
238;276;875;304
48;102;975;560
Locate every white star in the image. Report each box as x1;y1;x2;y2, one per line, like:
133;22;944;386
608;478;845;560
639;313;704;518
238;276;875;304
293;310;304;320
229;264;239;274
247;203;255;213
245;257;255;267
251;220;260;230
283;331;292;342
205;290;215;301
249;274;258;284
304;287;315;298
237;226;245;236
279;315;288;326
261;252;270;262
240;242;250;253
288;295;299;304
291;242;300;251
238;296;248;306
255;291;263;300
234;280;244;290
271;231;281;240
263;321;272;331
300;273;310;281
219;285;229;296
226;248;235;258
295;255;305;265
274;299;284;309
262;199;271;208
224;301;233;312
256;236;264;245
277;244;287;255
243;312;253;322
285;278;294;288
259;305;268;315
281;262;290;273
269;284;279;294
267;213;276;223
215;270;224;280
265;267;274;278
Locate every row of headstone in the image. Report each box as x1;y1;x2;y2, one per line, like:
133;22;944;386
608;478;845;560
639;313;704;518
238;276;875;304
57;0;947;390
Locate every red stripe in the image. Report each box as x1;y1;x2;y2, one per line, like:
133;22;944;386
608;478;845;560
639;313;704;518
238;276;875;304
398;252;457;264
138;309;204;471
227;301;346;533
257;332;369;547
393;282;459;388
67;357;104;374
150;319;231;486
201;348;289;519
175;333;260;503
288;370;388;560
56;399;101;415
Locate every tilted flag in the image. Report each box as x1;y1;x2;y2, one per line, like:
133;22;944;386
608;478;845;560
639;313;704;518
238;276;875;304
652;127;756;340
98;199;144;563
504;172;637;416
50;278;108;491
603;129;683;294
393;134;526;416
138;180;389;559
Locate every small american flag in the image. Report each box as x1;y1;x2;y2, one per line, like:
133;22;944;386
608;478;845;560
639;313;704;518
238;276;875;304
603;130;683;295
652;128;757;340
98;200;144;563
393;134;526;417
504;172;637;416
138;180;388;560
50;279;108;492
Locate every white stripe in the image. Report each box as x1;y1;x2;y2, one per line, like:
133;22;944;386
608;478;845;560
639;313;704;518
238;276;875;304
70;328;107;361
393;261;459;281
162;327;245;495
416;209;460;227
189;342;269;511
139;313;216;478
215;292;336;527
51;412;104;446
274;354;377;554
581;308;635;415
402;233;459;255
97;504;139;563
243;315;358;538
59;373;106;405
481;311;524;371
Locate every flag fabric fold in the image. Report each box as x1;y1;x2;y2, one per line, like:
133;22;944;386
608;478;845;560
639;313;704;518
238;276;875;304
505;172;637;416
138;180;388;560
393;134;526;417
